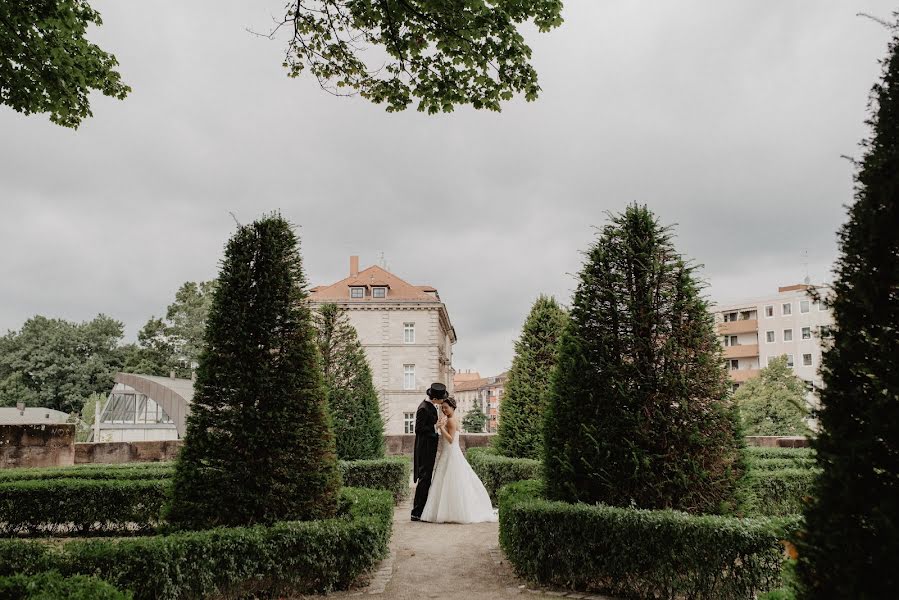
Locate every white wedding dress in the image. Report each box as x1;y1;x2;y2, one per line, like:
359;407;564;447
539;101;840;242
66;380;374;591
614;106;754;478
420;426;497;523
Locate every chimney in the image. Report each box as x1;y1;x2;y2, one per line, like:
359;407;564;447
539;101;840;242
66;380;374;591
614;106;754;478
350;256;360;278
169;370;176;380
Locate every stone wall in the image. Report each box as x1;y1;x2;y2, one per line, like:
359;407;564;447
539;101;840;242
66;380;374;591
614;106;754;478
385;433;495;456
75;440;184;464
0;424;75;468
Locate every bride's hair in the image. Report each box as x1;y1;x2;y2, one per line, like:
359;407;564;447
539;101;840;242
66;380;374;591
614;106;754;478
443;397;457;410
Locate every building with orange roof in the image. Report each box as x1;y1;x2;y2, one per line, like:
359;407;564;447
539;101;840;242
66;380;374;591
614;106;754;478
452;371;507;433
309;256;457;435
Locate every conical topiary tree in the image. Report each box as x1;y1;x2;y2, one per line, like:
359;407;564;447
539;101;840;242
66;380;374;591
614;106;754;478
495;295;567;459
543;205;744;514
314;303;385;460
734;355;812;437
797;27;899;600
462;402;487;433
166;215;339;529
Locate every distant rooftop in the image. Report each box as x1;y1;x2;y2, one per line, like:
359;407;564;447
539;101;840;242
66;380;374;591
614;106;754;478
309;256;441;303
0;407;69;425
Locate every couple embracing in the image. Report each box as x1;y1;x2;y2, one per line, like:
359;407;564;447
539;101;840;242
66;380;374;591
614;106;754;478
410;382;496;523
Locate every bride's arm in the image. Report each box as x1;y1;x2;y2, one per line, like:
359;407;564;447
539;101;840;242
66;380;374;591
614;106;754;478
437;418;455;443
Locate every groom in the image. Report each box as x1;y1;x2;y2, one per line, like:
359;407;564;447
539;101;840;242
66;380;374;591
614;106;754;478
411;382;448;521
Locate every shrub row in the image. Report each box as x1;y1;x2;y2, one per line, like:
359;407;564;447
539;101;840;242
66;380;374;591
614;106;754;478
339;457;409;502
0;463;174;482
0;487;392;600
466;447;541;505
747;457;818;472
741;468;818;517
499;480;801;600
0;479;168;536
744;446;814;461
0;571;130;600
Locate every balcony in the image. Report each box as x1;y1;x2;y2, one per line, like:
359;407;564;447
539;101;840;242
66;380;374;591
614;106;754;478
718;319;758;335
729;369;761;383
723;344;759;359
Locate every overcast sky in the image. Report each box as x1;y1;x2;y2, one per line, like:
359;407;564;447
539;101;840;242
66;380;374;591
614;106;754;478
0;1;895;376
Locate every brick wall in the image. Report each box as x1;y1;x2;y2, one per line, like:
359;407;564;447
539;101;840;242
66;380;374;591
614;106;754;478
75;440;184;464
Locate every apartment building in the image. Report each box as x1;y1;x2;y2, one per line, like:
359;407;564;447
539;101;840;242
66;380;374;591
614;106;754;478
452;371;507;433
309;257;457;435
712;284;832;388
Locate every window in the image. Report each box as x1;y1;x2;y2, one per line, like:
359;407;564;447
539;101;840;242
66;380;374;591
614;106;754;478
403;364;415;390
404;322;415;344
800;300;810;314
350;287;364;299
729;359;739;371
723;335;738;347
782;302;792;316
766;331;775;343
766;356;775;367
372;287;387;298
404;412;415;434
803;353;813;367
783;329;793;342
786;354;794;368
802;327;811;340
765;305;774;318
818;299;827;311
723;312;737;322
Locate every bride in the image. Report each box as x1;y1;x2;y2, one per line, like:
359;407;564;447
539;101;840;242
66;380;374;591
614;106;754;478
420;397;497;523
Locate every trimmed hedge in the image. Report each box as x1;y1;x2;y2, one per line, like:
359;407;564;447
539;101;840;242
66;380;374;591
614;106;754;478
0;487;392;599
0;463;174;483
741;469;818;517
0;458;408;534
747;457;818;472
467;447;541;505
0;571;130;599
339;457;409;502
499;480;800;600
0;479;168;536
744;446;814;461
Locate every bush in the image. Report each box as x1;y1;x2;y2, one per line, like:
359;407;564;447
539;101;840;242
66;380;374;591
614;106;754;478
0;571;130;599
467;447;541;505
499;480;800;600
745;446;814;461
0;571;129;600
339;457;409;502
543;205;743;513
741;469;817;517
747;458;817;472
0;487;391;600
0;463;174;482
0;479;168;536
167;215;340;529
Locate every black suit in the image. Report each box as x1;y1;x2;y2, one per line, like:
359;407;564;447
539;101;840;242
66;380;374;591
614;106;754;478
411;399;439;519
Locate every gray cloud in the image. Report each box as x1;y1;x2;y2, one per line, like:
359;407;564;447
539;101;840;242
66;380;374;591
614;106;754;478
0;1;894;376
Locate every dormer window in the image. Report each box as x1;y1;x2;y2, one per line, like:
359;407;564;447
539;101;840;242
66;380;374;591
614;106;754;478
350;287;365;299
372;287;387;298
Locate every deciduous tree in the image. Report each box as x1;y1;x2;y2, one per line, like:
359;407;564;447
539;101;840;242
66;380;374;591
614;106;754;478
734;356;812;437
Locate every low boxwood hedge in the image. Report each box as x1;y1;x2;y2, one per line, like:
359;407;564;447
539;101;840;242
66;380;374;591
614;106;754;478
745;446;814;461
0;479;168;536
466;447;541;505
741;468;817;517
339;457;409;502
0;487;392;599
0;463;174;483
0;571;130;599
499;480;801;600
746;457;818;472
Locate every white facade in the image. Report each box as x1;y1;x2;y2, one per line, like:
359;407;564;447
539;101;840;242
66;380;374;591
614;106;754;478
309;258;457;435
712;284;833;389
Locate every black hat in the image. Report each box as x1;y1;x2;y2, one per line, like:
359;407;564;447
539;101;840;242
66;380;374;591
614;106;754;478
426;382;448;400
